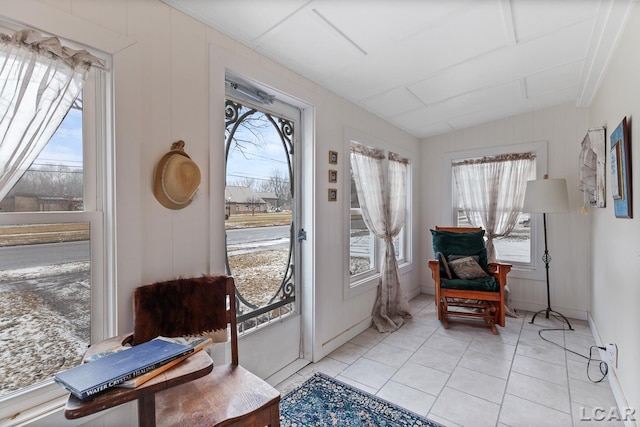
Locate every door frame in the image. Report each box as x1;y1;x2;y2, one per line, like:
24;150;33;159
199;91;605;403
220;71;315;379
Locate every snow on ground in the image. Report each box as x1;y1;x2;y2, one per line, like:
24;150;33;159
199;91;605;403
0;262;90;397
0;251;288;398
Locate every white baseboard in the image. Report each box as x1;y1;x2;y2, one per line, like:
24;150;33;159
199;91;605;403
588;314;637;427
318;316;372;361
511;300;588;321
420;284;435;295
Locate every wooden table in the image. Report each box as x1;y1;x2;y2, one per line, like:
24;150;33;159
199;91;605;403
64;333;213;427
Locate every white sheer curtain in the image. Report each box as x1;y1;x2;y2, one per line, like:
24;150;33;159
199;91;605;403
452;153;535;262
351;144;411;333
0;29;103;200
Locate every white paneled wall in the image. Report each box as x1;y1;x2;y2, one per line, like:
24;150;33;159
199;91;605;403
9;0;640;423
1;0;421;424
589;3;640;416
420;102;591;319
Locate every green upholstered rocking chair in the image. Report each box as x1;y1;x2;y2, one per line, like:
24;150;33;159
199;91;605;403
428;226;512;334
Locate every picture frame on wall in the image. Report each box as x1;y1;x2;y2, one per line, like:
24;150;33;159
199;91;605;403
610;117;632;218
328;188;337;201
328;169;337;183
579;127;606;208
329;150;338;164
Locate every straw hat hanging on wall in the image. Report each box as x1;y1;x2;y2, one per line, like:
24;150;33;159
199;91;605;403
153;140;201;210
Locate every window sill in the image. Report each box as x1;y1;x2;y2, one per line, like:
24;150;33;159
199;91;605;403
0;381;67;425
502;263;544;281
344;261;412;300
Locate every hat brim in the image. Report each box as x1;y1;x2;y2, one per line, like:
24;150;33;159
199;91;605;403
153;150;201;210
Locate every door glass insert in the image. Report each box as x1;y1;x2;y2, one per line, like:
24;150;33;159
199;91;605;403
224;98;297;334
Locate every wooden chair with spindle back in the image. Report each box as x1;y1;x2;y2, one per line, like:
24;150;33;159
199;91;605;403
132;275;280;426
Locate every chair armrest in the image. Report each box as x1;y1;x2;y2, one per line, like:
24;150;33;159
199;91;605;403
428;259;441;282
487;262;511;286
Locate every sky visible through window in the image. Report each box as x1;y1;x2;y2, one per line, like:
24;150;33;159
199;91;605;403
36;108;83;169
226;114;289;187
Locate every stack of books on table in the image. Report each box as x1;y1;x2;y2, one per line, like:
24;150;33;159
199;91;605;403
54;336;212;400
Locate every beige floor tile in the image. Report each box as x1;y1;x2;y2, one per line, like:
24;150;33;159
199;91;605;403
275;372;307;395
511;354;568;386
382;329;427;351
567;357;610;384
348;326;388;348
506;372;571;413
391;361;449;396
326;341;368;364
399;319;440;338
428;413;463;427
567;319;594;337
362;342;413;368
467;336;517;360
410;345;461;374
447;366;507;404
334;374;378;395
339;357;397;389
564;329;598;349
376;380;436;416
515;338;567;366
430;387;500;427
296;356;348;378
424;332;470;357
569;376;619;409
458;350;512;380
434;323;483;343
285;294;624;427
500;393;573;427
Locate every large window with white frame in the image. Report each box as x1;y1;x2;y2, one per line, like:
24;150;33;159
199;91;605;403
0;60;112;423
347;136;411;296
445;141;547;280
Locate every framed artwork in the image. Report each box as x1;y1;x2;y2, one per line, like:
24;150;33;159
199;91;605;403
329;150;338;164
579;127;606;208
610;117;632;218
328;169;338;183
328;188;337;201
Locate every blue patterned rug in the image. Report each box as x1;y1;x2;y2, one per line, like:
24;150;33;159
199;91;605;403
280;372;443;426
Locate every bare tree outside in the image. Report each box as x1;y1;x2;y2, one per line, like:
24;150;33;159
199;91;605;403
233;177;256;190
244;195;263;215
1;106;90;398
224;98;296;333
4;165;83;206
264;168;290;209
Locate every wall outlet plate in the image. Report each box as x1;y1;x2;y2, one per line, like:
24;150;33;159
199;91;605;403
606;343;618;368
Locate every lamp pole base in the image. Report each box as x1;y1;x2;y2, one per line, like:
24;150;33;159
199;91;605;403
530;307;573;330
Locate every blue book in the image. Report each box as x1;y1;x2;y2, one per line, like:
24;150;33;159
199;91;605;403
54;338;194;400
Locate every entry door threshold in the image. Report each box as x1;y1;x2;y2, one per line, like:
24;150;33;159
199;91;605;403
265;358;310;387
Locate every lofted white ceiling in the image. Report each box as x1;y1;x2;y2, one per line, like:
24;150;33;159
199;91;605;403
161;0;636;139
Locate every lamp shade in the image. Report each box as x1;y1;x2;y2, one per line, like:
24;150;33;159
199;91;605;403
522;178;569;213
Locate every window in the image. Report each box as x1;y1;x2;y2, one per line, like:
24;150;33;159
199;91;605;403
346;133;411;297
349;169;377;278
0;65;112;422
452;153;535;264
446;141;547;280
349;168;408;278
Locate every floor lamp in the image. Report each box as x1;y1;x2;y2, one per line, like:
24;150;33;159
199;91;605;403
522;175;573;330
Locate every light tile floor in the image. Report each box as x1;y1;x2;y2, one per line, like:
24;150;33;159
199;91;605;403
275;294;622;427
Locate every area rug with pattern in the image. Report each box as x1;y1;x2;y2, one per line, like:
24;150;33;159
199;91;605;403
279;372;443;426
